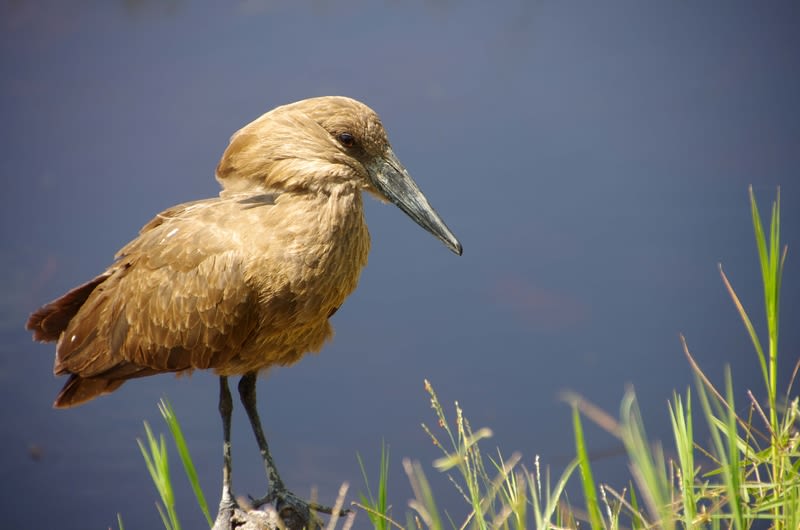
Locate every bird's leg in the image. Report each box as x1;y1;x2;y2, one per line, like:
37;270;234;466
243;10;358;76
237;372;286;493
212;376;237;530
237;372;345;523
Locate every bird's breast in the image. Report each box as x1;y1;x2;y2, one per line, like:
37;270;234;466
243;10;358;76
273;189;370;315
237;188;370;368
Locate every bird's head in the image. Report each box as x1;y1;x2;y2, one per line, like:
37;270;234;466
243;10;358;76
216;96;462;255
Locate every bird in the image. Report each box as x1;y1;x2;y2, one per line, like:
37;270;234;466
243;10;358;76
26;96;462;528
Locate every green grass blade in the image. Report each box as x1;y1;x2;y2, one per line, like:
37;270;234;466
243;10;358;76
357;441;391;530
669;390;696;527
628;483;642;530
158;399;213;527
528;458;579;530
619;391;673;530
719;265;769;387
403;458;443;530
571;404;604;529
377;444;390;528
723;368;745;530
749;186;770;303
137;421;180;530
749;186;783;430
695;370;744;530
155;502;173;530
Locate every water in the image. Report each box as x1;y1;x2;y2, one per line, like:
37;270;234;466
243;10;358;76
2;2;799;528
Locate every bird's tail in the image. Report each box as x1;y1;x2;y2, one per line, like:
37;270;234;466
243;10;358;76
54;374;126;408
26;273;110;342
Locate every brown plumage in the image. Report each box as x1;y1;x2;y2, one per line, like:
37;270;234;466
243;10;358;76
26;96;461;525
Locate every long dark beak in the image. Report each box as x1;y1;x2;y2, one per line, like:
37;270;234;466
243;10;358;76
369;148;462;255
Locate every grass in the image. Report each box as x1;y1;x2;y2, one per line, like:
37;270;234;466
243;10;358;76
136;398;213;529
357;441;393;530
126;186;797;530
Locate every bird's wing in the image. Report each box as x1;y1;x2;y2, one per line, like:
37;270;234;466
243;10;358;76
54;197;264;380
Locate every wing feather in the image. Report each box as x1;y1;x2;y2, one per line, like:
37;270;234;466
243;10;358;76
53;198;261;384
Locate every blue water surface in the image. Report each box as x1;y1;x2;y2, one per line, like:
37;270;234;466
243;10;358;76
1;2;799;529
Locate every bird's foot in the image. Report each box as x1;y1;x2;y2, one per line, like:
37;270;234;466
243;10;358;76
249;488;349;530
213;492;287;530
212;490;238;530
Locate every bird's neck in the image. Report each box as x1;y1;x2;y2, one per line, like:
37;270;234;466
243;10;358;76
294;184;371;269
245;182;370;278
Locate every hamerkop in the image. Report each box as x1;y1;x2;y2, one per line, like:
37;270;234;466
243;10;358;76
27;96;461;527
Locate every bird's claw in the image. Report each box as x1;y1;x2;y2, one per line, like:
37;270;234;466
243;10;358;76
211;494;237;530
249;489;350;518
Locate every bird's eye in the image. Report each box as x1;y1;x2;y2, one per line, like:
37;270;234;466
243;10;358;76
337;132;356;148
